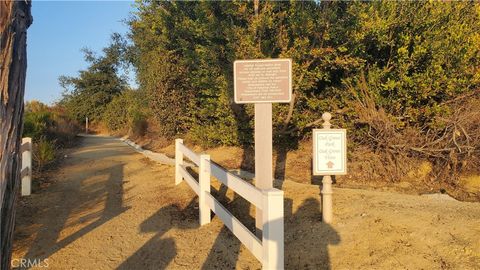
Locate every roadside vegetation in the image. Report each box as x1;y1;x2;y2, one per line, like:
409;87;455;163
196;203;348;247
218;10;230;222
23;101;79;172
57;1;480;200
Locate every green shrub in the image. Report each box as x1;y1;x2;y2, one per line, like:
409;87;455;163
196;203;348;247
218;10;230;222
130;111;148;137
23;101;80;172
23;110;53;139
102;90;150;136
24;101;80;146
103;92;131;132
48;108;79;147
33;137;56;172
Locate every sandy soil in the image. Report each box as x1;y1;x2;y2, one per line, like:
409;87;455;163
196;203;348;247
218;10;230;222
13;136;480;269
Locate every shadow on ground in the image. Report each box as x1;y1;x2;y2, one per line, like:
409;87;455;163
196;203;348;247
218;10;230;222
117;198;199;270
17;138;131;269
17;136;340;269
200;139;340;269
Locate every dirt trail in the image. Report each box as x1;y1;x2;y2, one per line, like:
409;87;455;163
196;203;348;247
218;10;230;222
13;136;480;269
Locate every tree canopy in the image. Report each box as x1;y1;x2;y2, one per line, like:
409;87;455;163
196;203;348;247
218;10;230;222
59;33;129;122
59;1;480;183
128;1;480;145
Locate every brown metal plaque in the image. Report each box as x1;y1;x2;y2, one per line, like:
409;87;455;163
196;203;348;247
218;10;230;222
234;59;292;104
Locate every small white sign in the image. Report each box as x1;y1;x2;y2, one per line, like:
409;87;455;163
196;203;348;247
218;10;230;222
313;129;347;175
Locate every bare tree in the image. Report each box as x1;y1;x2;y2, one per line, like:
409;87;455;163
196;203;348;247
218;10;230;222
0;1;32;269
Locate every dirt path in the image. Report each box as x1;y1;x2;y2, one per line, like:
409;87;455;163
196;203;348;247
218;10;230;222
13;136;480;269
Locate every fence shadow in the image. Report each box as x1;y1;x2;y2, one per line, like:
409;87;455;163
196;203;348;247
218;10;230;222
201;142;256;269
201;139;342;269
20;155;130;268
201;191;340;269
117;198;199;270
201;187;254;268
273;134;299;190
285;197;340;269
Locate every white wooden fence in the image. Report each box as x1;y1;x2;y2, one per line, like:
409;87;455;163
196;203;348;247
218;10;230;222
175;139;284;269
21;137;32;196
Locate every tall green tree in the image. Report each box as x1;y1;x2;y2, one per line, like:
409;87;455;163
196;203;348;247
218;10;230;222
59;33;129;122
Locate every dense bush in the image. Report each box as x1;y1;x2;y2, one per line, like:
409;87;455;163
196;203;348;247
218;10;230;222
33;137;56;172
127;1;480;182
133;1;479;135
103;90;137;131
23;101;79;171
23;100;52;138
130;111;148;137
102;89;149;136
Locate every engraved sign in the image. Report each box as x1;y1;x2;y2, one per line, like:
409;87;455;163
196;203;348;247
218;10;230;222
313;129;347;175
234;59;292;104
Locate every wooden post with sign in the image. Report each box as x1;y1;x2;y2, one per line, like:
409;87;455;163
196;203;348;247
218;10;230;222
234;58;291;236
313;112;347;223
254;103;272;234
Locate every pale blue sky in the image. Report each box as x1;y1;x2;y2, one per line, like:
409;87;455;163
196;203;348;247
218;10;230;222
25;1;135;104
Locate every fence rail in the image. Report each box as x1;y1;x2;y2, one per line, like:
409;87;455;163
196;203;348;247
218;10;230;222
175;139;284;269
210;162;263;208
178;142;200;165
178;165;199;195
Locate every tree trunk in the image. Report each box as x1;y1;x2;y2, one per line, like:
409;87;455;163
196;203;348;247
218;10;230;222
0;1;32;269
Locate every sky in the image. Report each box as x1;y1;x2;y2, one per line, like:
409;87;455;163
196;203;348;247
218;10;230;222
25;1;135;104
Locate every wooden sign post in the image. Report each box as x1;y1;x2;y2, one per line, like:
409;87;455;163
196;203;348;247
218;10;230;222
313;112;347;223
234;59;292;235
85;117;89;134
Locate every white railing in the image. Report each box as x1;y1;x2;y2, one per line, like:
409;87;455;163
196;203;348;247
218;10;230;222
21;137;32;196
175;139;284;269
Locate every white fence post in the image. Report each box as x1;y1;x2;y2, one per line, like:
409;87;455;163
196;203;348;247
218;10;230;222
262;189;284;270
199;154;211;225
175;139;184;185
21;137;32;196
